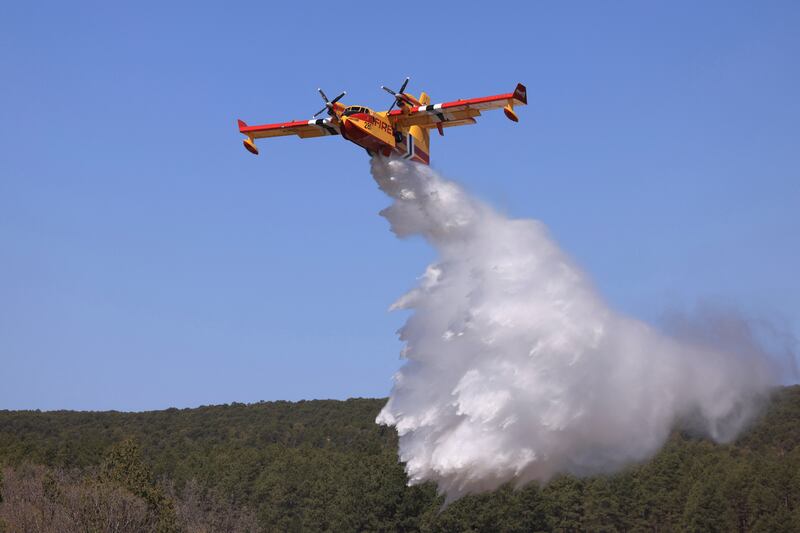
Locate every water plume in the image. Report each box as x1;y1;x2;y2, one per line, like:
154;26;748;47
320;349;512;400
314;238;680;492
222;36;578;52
372;157;784;500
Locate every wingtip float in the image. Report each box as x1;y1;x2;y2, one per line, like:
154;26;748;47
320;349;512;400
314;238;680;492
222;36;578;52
236;79;527;165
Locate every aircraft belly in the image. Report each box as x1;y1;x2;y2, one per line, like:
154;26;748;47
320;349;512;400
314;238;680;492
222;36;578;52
342;119;393;152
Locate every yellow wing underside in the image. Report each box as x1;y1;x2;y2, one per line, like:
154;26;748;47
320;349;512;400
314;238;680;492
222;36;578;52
389;90;524;130
391;108;482;129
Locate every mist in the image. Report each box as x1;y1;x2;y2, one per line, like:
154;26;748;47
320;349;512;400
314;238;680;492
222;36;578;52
372;158;786;501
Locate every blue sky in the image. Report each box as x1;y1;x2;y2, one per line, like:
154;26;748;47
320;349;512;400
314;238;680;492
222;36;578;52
1;1;798;411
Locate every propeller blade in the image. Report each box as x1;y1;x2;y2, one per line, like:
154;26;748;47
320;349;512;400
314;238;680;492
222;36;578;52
318;88;329;103
388;100;396;112
313;106;328;117
330;91;346;104
396;93;415;106
382;81;410;111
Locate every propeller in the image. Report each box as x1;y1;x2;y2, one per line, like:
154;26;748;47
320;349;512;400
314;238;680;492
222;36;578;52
313;88;346;118
381;77;411;112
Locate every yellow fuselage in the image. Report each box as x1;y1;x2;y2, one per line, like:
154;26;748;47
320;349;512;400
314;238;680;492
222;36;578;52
339;108;395;153
337;103;430;164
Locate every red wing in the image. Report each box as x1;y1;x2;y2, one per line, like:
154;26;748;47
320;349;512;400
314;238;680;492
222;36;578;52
389;83;527;129
238;118;340;139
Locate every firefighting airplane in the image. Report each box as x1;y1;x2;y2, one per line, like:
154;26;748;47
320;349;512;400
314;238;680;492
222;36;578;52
237;78;527;165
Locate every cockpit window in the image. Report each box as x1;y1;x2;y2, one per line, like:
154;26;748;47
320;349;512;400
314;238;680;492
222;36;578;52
343;106;369;116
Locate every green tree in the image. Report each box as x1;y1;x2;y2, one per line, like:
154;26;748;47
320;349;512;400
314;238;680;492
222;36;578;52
542;475;584;532
681;472;734;532
100;439;179;533
583;477;622;532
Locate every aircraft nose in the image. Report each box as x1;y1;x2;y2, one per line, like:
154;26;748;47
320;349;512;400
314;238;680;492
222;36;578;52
340;117;358;138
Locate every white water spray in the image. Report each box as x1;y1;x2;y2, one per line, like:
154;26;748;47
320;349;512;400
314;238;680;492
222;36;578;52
372;158;782;500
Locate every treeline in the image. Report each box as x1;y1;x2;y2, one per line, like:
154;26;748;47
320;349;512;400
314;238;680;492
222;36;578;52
1;388;799;532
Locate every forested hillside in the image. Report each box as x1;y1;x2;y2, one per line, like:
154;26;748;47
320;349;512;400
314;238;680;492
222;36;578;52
1;387;799;532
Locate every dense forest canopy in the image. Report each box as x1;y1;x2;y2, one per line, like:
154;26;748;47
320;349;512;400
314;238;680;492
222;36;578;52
1;387;799;532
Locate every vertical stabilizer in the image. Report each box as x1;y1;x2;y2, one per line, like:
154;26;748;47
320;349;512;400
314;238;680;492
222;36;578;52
408;91;431;163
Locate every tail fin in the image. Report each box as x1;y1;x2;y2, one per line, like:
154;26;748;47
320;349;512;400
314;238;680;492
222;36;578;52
512;83;527;105
407;91;431;163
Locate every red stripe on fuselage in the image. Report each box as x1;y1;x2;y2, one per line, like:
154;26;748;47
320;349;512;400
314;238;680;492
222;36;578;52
389;143;430;165
414;145;430;164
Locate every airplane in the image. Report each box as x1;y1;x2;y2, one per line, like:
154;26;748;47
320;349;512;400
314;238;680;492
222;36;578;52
237;78;527;165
